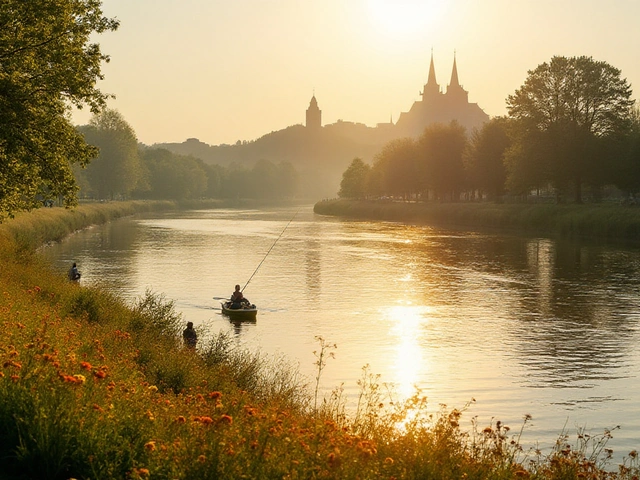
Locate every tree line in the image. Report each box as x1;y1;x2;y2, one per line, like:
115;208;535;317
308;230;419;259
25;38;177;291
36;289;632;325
75;110;299;202
1;0;639;221
339;56;640;204
0;0;298;222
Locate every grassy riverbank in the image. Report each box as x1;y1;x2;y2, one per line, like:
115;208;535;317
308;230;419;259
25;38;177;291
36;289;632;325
314;199;640;242
0;203;638;478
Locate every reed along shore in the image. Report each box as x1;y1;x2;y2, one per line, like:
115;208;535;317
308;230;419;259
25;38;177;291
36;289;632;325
314;199;640;243
0;201;638;478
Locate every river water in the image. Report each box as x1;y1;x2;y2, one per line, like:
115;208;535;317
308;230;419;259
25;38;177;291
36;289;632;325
41;204;640;460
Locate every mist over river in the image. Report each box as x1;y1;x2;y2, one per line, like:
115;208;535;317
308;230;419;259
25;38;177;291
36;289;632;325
41;204;640;459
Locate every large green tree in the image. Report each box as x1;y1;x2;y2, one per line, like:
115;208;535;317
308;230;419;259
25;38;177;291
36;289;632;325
0;0;118;219
80;110;140;200
465;117;511;201
338;158;370;199
372;137;418;200
506;56;634;202
416;121;467;201
137;148;208;200
613;107;640;197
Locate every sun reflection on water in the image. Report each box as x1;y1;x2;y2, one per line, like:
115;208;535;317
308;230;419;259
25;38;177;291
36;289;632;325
386;304;434;400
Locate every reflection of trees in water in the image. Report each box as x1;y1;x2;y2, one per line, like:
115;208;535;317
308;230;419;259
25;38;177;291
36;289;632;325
68;219;140;296
302;221;323;302
397;229;640;387
516;238;640;387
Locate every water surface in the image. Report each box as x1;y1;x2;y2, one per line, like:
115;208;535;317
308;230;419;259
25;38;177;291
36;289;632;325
41;205;640;459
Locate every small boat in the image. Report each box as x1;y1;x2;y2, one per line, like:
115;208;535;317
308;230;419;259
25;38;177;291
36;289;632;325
221;301;258;318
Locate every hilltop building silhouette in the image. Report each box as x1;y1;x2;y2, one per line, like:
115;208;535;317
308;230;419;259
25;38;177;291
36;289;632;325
394;52;489;136
306;95;322;129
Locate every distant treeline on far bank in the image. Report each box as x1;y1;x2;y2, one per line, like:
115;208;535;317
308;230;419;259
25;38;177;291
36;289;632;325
314;199;640;243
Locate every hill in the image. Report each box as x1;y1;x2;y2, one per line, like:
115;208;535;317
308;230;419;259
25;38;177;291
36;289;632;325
153;122;397;198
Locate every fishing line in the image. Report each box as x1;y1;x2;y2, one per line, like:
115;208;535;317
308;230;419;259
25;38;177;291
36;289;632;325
241;208;299;293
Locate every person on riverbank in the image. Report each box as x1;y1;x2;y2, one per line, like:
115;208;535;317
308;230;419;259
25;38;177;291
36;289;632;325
68;262;81;282
182;321;197;349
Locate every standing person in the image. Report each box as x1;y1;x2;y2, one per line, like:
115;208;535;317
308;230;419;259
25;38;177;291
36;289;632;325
68;262;81;281
182;321;197;349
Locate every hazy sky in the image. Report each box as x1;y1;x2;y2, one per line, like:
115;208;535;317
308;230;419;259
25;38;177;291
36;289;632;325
72;0;640;146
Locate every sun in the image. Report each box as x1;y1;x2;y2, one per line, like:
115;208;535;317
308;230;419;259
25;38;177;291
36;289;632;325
367;0;445;40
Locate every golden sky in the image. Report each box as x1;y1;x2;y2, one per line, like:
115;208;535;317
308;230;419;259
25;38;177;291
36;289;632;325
72;0;640;146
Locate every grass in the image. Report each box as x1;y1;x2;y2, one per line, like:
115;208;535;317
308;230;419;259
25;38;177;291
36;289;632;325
314;199;640;243
0;203;638;478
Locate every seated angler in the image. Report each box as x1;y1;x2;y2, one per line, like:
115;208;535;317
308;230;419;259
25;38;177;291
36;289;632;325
230;284;249;309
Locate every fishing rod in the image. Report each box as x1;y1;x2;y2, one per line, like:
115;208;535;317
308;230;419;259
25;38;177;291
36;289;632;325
241;208;299;293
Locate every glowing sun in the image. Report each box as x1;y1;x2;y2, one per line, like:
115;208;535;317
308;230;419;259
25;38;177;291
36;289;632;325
367;0;445;39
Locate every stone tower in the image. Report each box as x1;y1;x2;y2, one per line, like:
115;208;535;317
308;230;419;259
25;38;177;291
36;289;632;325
306;95;322;129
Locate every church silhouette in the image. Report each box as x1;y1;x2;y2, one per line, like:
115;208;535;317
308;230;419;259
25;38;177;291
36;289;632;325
306;52;489;138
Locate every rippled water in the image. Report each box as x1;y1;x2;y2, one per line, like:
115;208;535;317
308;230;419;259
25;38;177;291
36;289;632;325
41;205;640;459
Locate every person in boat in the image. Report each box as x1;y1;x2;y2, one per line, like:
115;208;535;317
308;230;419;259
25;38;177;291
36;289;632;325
230;284;250;309
182;321;197;349
68;262;81;281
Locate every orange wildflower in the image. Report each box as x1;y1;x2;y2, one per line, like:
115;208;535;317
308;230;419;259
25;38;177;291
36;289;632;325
220;414;233;425
80;361;92;371
10;375;19;382
144;441;156;452
200;416;214;425
93;369;107;379
176;416;186;424
198;455;206;463
208;391;222;400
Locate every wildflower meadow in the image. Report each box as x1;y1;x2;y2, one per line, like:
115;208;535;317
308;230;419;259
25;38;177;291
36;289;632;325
0;204;639;479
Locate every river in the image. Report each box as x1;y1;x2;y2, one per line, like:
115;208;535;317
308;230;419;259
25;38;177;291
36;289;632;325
40;204;640;461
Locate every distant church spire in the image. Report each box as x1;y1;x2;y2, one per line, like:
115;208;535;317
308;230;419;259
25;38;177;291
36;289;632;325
450;51;460;87
422;49;440;98
446;50;468;101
